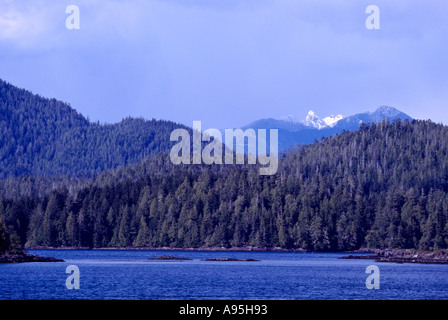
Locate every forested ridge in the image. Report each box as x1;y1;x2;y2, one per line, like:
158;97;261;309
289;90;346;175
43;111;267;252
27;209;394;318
2;119;448;252
0;79;188;179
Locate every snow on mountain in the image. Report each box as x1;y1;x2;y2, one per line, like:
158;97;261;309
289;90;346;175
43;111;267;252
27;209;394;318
275;106;410;132
238;106;412;152
322;114;344;127
303;110;325;129
287;110;344;129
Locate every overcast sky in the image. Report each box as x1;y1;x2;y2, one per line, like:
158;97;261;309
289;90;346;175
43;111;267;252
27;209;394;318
0;0;447;129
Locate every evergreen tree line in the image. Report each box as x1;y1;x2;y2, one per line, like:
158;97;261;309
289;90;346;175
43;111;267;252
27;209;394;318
2;119;448;251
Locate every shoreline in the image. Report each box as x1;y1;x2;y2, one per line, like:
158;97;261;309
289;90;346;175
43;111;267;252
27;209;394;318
15;246;448;265
25;245;310;253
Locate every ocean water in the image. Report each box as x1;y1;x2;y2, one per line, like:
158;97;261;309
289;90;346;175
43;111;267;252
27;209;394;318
0;250;447;300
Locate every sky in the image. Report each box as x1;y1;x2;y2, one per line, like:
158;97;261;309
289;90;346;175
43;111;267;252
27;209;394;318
0;0;447;129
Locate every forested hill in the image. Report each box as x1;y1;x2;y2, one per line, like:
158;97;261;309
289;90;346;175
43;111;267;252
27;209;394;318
2;119;448;252
0;79;188;178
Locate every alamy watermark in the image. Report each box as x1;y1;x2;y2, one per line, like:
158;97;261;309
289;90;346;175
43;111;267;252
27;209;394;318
170;121;278;175
366;5;380;30
66;5;80;30
365;265;380;289
64;4;379;31
65;265;80;290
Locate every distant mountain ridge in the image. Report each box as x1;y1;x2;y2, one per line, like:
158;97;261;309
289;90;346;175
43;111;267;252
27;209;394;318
0;78;414;178
302;110;344;129
239;106;413;152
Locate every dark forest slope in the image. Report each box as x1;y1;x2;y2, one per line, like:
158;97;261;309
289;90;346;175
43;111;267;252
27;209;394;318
2;119;448;251
0;79;188;178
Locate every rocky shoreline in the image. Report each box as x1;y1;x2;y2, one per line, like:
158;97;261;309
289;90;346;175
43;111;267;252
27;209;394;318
16;246;448;265
341;249;448;265
0;252;64;263
25;245;308;252
202;258;259;262
148;255;192;261
147;255;260;262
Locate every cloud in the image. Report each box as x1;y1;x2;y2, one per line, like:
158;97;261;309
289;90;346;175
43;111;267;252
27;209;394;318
0;1;62;50
0;0;447;127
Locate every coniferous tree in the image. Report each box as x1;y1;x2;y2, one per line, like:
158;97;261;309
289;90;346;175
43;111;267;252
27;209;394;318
0;215;9;254
2;119;448;252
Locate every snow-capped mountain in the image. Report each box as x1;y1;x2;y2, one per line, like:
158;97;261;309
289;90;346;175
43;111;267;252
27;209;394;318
239;106;413;152
301;110;344;129
303;110;326;129
322;114;344;127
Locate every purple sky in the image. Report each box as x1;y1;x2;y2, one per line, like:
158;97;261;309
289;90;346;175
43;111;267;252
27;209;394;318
0;0;447;129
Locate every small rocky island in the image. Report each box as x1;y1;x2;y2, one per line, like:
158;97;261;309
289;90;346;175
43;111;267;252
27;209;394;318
148;255;192;261
341;249;448;264
148;255;260;262
202;258;260;262
0;251;64;263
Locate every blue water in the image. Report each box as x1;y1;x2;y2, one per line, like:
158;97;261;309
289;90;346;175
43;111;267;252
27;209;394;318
0;250;447;300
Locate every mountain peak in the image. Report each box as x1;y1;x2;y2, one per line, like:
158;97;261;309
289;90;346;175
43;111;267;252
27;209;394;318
244;105;412;151
323;114;344;127
280;115;300;124
304;110;344;129
277;110;345;130
373;106;401;116
365;106;412;123
304;110;324;129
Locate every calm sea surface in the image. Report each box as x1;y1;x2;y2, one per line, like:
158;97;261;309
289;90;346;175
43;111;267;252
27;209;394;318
0;250;447;300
